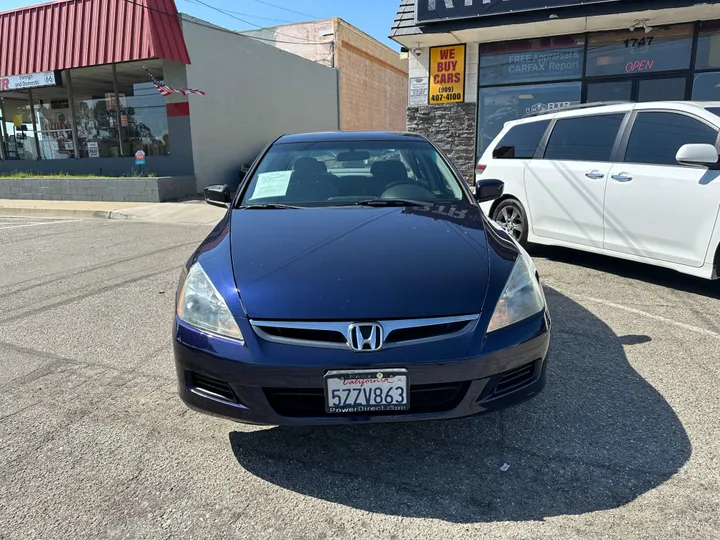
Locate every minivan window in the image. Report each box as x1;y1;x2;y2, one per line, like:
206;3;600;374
544;114;624;161
492;120;550;159
625;112;718;166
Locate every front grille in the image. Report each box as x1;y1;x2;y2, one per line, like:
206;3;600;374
251;314;479;350
264;382;470;418
480;360;539;401
257;326;346;344
385;321;469;344
189;372;238;403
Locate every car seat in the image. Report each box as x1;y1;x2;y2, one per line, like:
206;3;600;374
286;157;337;201
370;160;410;195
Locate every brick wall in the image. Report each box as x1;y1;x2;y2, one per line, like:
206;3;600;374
336;21;408;131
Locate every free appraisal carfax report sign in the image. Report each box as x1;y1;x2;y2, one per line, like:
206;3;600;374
429;44;466;104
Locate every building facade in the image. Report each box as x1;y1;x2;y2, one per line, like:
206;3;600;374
391;0;720;181
0;0;339;198
244;18;409;132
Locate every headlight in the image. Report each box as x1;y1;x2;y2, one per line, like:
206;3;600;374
487;250;545;333
177;263;244;342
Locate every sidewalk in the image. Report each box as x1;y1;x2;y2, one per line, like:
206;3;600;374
0;198;225;225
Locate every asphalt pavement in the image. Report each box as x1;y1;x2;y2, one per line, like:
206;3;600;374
1;215;718;539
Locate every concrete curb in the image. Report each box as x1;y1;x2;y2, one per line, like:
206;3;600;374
0;207;100;218
0;206;143;220
0;202;224;225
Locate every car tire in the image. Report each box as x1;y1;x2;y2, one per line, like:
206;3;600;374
492;199;529;246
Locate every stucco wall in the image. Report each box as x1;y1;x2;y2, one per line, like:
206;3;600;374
179;16;340;190
243;18;408;132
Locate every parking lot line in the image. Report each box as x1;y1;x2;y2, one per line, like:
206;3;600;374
581;295;720;340
0;219;83;230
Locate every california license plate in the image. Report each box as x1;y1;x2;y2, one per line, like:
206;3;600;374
324;369;409;413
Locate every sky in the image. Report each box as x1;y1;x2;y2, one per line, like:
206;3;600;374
0;0;402;50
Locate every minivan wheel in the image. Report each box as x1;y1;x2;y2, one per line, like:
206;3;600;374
493;199;528;245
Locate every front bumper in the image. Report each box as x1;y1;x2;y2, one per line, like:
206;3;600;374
173;311;551;426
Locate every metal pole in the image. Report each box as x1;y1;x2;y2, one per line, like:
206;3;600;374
65;70;81;159
112;64;124;157
27;88;42;160
0;98;7;160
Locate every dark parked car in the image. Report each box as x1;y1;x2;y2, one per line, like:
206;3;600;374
174;131;550;425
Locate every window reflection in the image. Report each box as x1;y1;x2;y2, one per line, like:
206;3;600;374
477;82;581;154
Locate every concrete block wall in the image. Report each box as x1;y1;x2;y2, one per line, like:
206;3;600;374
0;176;196;202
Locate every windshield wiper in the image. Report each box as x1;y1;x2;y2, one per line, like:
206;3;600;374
350;199;431;207
238;203;302;210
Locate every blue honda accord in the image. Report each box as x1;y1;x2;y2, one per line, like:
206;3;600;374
174;131;550;425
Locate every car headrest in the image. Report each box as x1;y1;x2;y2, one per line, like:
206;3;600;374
293;157;327;174
371;160;407;179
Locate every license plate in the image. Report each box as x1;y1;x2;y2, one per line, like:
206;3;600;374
324;369;409;413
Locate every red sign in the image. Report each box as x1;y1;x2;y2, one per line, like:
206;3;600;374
625;59;655;73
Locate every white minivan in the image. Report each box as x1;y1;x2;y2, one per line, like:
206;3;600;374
476;101;720;280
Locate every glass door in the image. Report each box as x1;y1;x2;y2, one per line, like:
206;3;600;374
637;77;687;102
587;80;633;102
585;75;688;103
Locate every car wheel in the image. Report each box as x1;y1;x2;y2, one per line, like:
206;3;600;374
493;199;528;246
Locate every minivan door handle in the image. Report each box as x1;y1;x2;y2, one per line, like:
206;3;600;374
585;170;605;179
611;173;633;182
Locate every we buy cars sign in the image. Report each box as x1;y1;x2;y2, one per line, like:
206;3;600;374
416;0;622;23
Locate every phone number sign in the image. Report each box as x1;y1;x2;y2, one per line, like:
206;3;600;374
429;45;466;104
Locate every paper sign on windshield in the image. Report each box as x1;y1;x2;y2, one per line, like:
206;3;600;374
251;171;292;199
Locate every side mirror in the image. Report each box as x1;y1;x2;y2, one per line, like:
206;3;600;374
473;179;504;203
676;143;719;167
204;184;231;208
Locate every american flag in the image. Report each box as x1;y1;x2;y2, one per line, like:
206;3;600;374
144;67;205;97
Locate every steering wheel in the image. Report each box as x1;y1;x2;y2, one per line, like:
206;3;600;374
382;181;419;191
381;183;435;200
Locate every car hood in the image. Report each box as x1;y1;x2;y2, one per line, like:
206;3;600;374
230;204;490;320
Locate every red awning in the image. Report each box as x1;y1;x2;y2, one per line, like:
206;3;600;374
0;0;191;77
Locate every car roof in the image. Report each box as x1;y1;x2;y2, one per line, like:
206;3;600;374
511;101;720;127
276;131;429;144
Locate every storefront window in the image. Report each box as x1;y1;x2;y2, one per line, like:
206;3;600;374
70;67;121;158
692;72;720;100
586;24;693;77
1;96;35;160
696;22;720;70
31;83;75;160
479;36;585;86
477;82;581;153
115;62;170;156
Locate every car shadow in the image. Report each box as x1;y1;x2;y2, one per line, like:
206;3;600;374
531;244;720;299
227;287;690;523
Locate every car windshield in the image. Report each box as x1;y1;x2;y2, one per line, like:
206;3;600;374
238;140;467;208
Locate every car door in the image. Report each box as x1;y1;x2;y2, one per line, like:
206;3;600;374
604;110;720;267
524;112;627;248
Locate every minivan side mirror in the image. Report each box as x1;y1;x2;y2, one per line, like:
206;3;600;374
473;179;504;203
204;184;232;208
676;143;719;167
